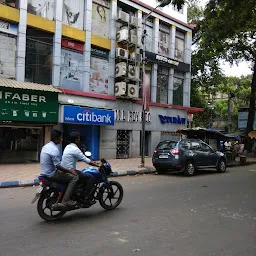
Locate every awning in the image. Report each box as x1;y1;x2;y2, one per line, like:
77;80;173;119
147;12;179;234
0;78;61;93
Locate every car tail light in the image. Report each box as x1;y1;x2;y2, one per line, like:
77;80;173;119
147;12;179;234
153;150;157;154
171;148;179;156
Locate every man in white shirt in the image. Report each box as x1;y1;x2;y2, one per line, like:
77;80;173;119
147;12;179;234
61;132;100;204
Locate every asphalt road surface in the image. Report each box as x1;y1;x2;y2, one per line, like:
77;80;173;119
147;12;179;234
0;166;256;256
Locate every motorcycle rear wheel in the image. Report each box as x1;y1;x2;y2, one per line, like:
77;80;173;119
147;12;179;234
99;181;123;210
37;189;66;221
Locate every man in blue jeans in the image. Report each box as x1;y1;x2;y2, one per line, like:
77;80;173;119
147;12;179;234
40;129;79;207
61;131;100;204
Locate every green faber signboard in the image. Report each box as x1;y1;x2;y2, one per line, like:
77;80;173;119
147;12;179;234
0;88;59;123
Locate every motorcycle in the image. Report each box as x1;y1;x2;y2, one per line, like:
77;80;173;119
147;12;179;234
31;154;123;221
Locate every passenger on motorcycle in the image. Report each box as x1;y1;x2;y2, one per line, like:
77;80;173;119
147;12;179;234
61;131;100;205
40;129;78;207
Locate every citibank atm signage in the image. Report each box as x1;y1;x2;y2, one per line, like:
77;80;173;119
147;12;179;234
63;106;114;125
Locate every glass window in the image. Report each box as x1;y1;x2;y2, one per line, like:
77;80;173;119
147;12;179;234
90;56;109;94
158;27;169;57
1;0;19;8
62;0;84;29
92;3;110;38
25;29;53;85
27;0;55;21
157;66;168;104
175;31;185;61
201;142;213;152
60;48;83;91
191;141;200;150
0;33;16;79
157;140;177;150
173;71;184;106
145;24;153;52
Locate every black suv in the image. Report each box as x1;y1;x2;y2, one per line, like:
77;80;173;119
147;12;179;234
152;139;227;176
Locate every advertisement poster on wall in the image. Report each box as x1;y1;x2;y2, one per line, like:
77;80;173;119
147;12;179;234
0;33;16;79
90;54;109;95
60;49;83;91
158;30;169;57
92;3;110;38
142;69;151;111
63;0;84;30
27;0;55;20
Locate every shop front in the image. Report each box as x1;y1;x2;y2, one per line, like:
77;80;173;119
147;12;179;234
0;83;59;163
99;100;188;159
60;105;115;160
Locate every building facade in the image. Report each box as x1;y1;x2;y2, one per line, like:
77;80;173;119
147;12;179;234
0;0;202;162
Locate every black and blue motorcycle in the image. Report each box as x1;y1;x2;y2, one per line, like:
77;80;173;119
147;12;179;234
31;154;123;221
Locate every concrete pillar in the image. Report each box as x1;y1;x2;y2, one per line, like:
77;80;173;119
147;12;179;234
52;0;63;86
183;72;191;107
16;0;28;82
82;0;93;92
168;68;174;104
170;25;176;59
151;64;158;102
131;130;140;157
184;31;192;64
137;10;142;51
108;0;117;95
153;18;159;53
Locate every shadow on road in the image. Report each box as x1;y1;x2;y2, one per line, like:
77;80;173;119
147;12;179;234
37;207;126;225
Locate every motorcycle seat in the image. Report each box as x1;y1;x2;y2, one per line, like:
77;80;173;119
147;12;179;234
38;175;66;191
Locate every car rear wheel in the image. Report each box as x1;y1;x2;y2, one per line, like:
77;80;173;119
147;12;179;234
217;159;226;173
156;168;165;174
184;161;196;176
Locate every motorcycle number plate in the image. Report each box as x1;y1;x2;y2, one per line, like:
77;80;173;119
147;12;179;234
37;185;43;193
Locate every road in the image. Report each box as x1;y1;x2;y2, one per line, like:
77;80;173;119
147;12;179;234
0;166;256;256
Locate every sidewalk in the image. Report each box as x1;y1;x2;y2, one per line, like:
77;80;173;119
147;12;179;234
0;157;155;188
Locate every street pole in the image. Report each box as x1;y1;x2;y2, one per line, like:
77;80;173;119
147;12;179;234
140;4;163;167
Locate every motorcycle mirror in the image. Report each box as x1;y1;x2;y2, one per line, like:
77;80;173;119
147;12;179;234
84;151;92;157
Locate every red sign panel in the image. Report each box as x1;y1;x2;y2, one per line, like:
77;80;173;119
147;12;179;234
61;39;84;52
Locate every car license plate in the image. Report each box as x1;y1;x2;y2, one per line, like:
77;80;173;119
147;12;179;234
159;155;168;159
37;185;43;193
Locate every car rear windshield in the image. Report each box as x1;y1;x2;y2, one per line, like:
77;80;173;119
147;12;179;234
157;141;177;150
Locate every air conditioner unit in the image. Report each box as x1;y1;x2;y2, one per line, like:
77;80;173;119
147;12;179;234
116;48;129;59
130;52;142;62
116;28;129;42
117;10;130;23
127;84;139;98
128;64;140;79
115;82;127;96
130;16;139;27
115;62;127;77
130;35;138;45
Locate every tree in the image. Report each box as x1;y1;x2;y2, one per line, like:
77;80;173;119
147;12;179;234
199;0;256;133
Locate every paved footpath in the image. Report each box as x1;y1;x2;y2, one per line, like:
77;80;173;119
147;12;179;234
0;157;155;187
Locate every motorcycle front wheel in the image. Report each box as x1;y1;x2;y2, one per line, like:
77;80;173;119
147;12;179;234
37;188;66;221
99;181;123;210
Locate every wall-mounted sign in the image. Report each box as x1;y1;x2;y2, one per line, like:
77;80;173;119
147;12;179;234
145;51;190;72
62;106;114;126
90;48;109;94
159;115;186;125
238;111;256;130
0;20;17;35
61;39;84;52
91;47;109;59
27;0;55;21
115;109;151;123
0;88;58;123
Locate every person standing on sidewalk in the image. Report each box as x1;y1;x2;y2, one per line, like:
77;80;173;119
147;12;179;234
61;131;100;205
40;129;79;207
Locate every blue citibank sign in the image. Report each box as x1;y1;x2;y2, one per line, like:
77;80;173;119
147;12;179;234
159;115;186;124
63;106;115;126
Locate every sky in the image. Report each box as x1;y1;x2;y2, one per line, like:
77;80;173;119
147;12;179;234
198;0;253;77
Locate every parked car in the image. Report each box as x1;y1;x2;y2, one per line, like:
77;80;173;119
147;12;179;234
152;139;227;176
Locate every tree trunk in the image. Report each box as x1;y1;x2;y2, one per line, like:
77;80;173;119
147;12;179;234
246;57;256;134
